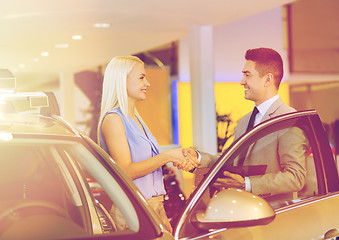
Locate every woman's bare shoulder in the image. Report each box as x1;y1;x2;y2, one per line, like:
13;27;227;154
102;113;125;135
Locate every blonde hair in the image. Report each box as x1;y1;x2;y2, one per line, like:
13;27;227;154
97;56;144;144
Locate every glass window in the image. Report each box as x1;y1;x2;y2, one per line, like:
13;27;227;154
62;143;139;233
0;139;139;239
196;116;320;212
178;116;321;239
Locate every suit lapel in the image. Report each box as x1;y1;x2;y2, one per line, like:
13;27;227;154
261;97;284;122
234;113;251;140
243;97;284;165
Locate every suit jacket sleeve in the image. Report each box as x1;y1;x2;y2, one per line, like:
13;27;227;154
199;152;220;168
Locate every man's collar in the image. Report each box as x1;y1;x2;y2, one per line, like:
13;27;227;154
255;94;280;116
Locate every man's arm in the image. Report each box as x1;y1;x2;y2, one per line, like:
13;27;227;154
249;127;307;197
199;152;220;168
182;148;219;169
212;127;307;197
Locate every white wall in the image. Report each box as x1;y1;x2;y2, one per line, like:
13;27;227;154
179;7;288;83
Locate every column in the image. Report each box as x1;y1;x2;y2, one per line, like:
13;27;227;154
189;25;217;154
59;72;75;125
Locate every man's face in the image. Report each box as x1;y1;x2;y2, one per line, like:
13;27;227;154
240;60;267;105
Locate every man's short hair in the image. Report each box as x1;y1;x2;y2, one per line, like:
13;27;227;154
245;48;284;89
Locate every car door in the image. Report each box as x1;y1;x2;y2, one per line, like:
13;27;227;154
0;137;173;240
174;110;339;240
77;135;174;240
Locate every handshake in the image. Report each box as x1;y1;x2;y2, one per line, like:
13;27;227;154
165;147;245;190
166;147;201;172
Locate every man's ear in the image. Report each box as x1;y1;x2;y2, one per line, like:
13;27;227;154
264;73;274;87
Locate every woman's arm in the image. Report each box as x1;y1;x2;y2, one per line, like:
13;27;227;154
101;113;190;179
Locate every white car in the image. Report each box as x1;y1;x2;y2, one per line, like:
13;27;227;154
0;90;338;239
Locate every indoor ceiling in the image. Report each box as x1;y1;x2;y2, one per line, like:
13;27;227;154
1;0;296;83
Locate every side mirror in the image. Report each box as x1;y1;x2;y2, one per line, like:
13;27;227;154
323;228;339;240
192;188;275;229
40;91;60;116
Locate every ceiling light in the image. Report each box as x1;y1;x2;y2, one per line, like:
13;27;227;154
41;52;49;57
33;58;40;62
55;43;69;48
72;35;82;40
94;23;110;28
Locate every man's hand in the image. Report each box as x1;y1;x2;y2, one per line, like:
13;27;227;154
182;147;198;159
173;147;200;172
214;171;245;189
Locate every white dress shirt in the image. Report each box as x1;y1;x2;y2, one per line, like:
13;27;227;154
245;94;280;192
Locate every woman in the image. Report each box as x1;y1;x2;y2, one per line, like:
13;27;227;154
98;56;198;233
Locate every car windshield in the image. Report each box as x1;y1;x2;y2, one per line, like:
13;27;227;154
0;137;139;239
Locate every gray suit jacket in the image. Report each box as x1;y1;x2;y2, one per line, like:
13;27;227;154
200;97;307;197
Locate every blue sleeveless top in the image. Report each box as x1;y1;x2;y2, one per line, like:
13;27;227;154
99;108;166;199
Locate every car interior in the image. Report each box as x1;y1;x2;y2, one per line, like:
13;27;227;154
0;144;90;239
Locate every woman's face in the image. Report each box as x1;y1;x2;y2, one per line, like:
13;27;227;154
126;62;150;102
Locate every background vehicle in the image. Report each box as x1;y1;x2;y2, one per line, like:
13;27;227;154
162;165;186;223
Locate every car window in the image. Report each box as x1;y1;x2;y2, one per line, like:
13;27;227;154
0;142;90;239
226;117;320;209
0;139;140;239
62;143;140;233
175;115;323;239
198;116;321;210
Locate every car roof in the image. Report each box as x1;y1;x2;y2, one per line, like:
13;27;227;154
0;84;78;138
0;113;78;137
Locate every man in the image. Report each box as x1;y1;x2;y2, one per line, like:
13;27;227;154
186;48;307;199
